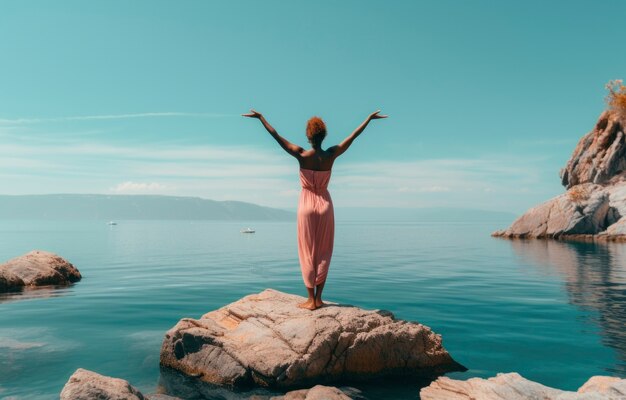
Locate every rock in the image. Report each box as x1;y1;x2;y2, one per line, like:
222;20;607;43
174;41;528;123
578;376;626;396
420;372;626;400
160;289;461;389
0;250;81;292
561;111;626;189
270;385;352;400
0;269;24;292
494;111;626;242
60;368;146;400
60;369;183;400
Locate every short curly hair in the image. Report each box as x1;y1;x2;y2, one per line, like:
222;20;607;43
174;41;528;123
306;116;327;146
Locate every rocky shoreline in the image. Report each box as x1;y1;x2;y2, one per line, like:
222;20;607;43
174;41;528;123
3;249;624;398
59;368;626;399
43;288;626;398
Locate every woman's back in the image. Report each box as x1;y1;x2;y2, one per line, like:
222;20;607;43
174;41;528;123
298;148;335;171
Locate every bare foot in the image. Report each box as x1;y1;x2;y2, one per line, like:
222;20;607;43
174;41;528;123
315;298;325;308
297;299;317;310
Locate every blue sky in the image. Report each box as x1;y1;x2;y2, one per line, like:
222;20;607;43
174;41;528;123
1;1;625;213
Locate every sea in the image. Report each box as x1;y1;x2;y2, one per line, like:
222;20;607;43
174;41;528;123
1;218;625;399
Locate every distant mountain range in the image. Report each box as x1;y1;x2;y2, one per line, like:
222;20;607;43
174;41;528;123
0;194;294;220
0;194;517;222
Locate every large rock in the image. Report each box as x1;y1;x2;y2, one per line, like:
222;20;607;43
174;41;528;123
494;111;626;242
0;250;81;292
160;289;461;389
420;372;626;400
60;369;181;400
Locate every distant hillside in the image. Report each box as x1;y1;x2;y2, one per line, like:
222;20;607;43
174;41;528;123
0;194;294;220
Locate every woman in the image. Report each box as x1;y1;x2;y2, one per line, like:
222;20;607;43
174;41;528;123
242;109;388;310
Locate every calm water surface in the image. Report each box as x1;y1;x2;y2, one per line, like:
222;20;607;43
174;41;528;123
0;219;625;399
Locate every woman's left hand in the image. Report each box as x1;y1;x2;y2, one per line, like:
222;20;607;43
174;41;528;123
369;110;389;120
242;109;263;119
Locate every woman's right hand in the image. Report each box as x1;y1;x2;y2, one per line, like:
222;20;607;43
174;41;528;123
242;109;263;119
369;110;388;120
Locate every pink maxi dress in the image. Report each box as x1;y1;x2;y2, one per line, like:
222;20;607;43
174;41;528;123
297;168;335;288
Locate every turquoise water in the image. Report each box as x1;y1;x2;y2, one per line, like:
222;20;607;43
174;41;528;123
1;219;625;399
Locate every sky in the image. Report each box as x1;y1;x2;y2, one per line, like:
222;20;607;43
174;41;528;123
1;0;625;213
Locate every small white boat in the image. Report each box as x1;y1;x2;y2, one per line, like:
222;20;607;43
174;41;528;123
108;221;117;226
240;227;255;233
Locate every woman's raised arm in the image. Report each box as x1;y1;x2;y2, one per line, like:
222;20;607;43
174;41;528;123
242;109;303;159
329;110;388;158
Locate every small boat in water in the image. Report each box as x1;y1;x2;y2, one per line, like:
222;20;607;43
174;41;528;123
108;221;117;226
240;227;255;233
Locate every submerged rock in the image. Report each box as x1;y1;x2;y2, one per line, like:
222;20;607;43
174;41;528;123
160;289;461;389
0;250;81;292
494;111;626;242
420;372;626;399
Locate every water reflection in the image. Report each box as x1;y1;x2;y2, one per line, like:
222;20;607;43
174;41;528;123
508;239;626;374
0;285;72;304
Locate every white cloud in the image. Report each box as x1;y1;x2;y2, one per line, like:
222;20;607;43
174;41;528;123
398;185;451;193
109;181;170;194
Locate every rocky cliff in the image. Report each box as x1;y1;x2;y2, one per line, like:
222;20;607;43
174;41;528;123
494;110;626;241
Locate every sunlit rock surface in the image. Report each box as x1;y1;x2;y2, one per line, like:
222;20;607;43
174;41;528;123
420;372;626;400
160;289;461;389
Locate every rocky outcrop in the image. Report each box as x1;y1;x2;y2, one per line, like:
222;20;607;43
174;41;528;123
561;111;626;189
160;289;461;389
420;372;626;400
494;111;626;241
0;250;81;292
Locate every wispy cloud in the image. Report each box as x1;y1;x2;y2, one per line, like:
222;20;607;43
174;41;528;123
110;181;171;194
0;139;562;212
399;185;451;193
0;112;236;125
